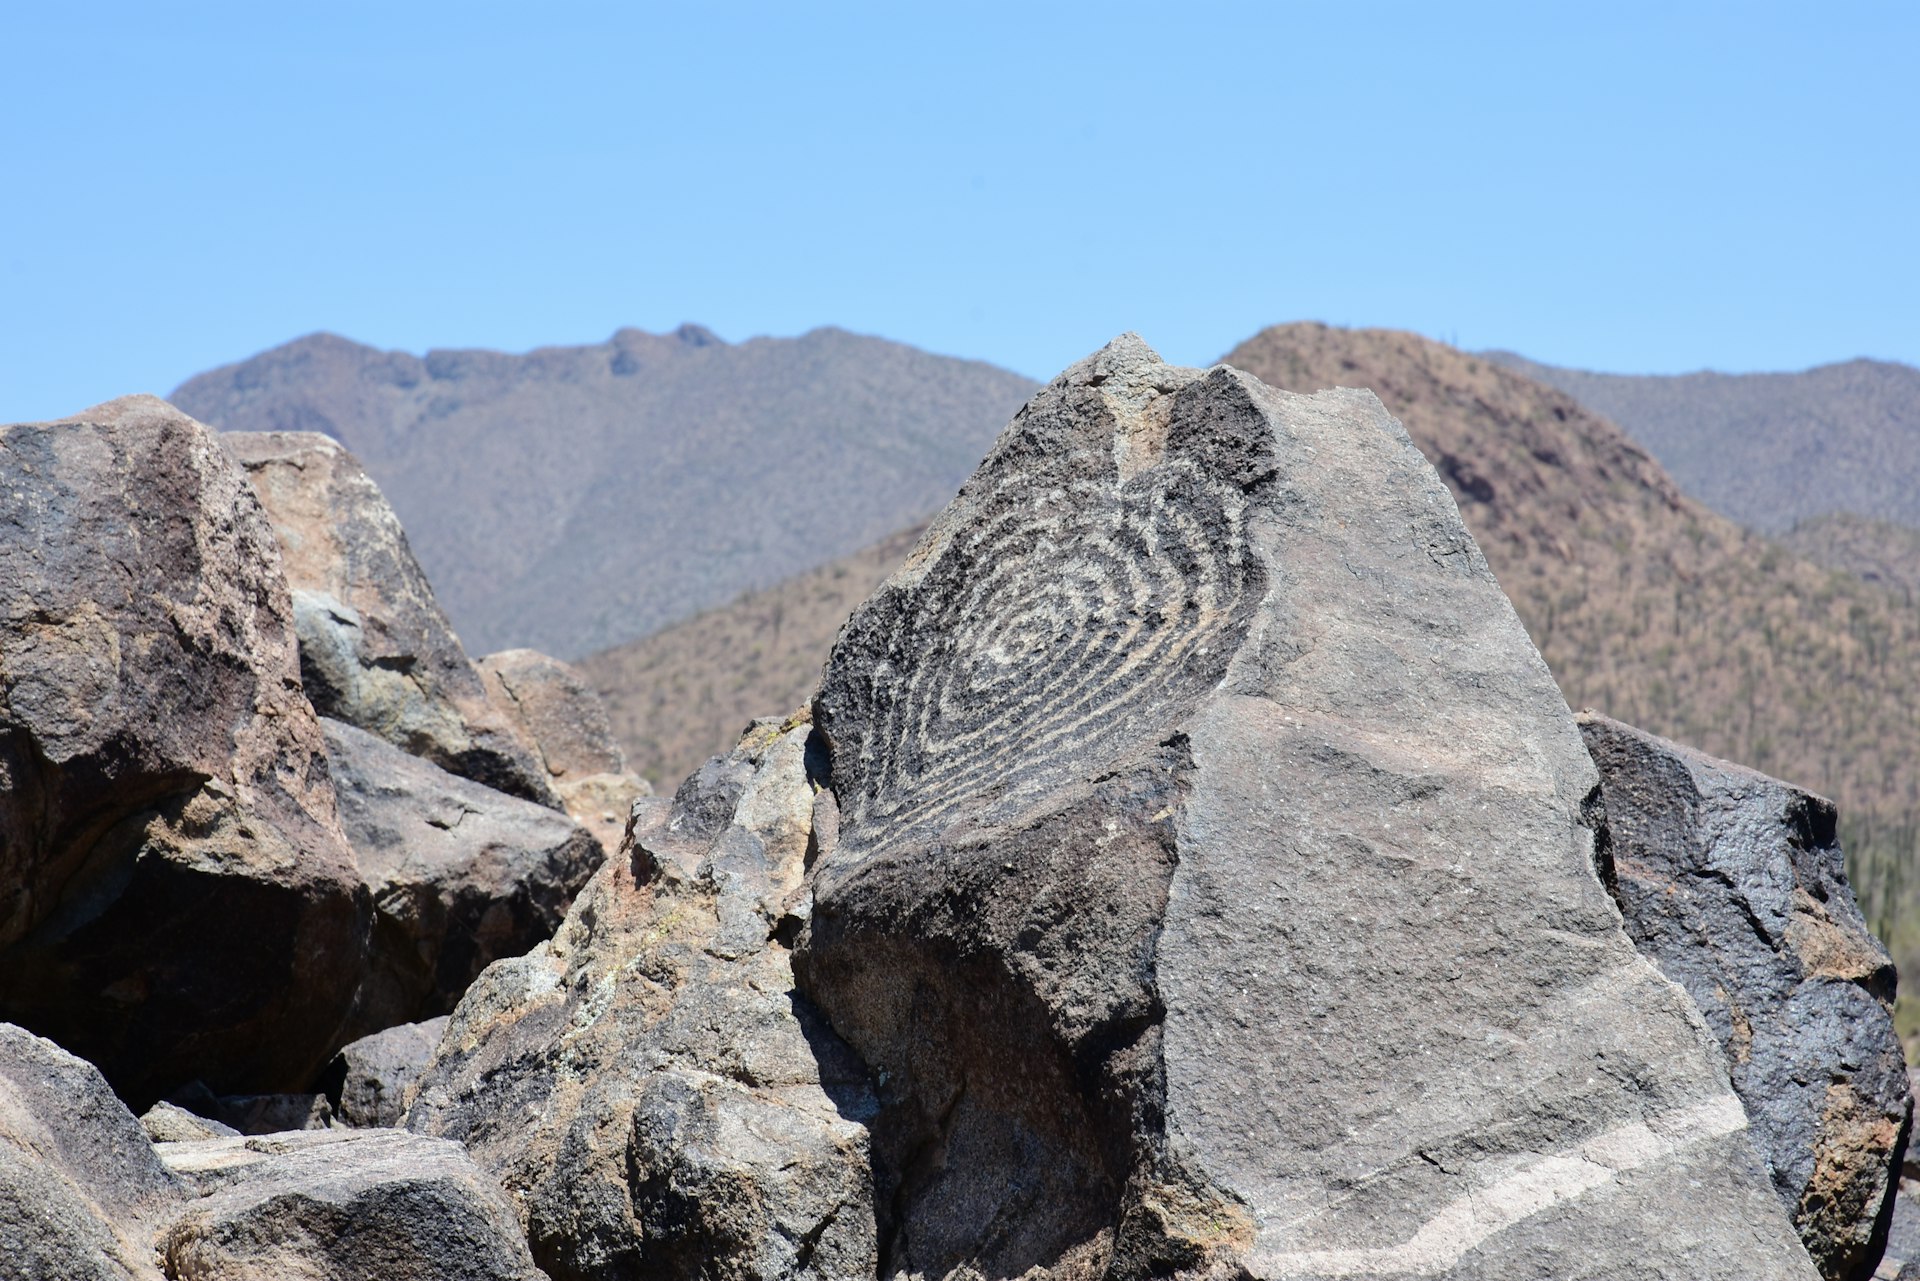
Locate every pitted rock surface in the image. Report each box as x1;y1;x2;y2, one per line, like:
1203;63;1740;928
1581;712;1910;1280
0;397;368;1104
321;717;601;1036
156;1129;545;1280
222;430;558;806
407;719;876;1281
0;1022;185;1280
796;337;1819;1280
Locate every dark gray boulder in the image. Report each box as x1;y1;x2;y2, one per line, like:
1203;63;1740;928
0;1022;184;1280
408;719;876;1281
1579;712;1910;1280
793;336;1818;1279
321;718;601;1035
320;1016;449;1128
0;397;369;1104
155;1129;545;1280
222;430;558;806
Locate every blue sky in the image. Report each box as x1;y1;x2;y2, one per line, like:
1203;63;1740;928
3;2;1915;420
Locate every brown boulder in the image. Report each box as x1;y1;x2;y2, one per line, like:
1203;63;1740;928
222;430;557;806
407;719;876;1281
0;397;369;1104
477;647;653;854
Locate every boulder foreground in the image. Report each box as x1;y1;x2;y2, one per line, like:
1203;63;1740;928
0;397;369;1104
794;336;1817;1278
1581;712;1910;1279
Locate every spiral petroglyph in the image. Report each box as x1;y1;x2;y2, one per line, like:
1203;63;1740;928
817;345;1266;855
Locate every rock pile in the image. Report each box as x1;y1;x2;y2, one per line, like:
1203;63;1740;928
2;344;1909;1278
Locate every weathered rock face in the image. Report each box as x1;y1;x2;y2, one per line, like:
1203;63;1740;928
320;1016;449;1128
222;430;557;806
1579;712;1910;1280
478;647;630;779
408;719;877;1281
139;1102;238;1144
322;717;601;1035
156;1129;545;1281
0;397;369;1104
0;1023;184;1281
794;337;1819;1279
478;646;654;855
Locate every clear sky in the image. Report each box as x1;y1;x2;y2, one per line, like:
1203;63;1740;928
3;1;1915;421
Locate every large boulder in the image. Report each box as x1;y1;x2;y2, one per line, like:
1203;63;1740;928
222;430;558;806
477;646;653;855
322;717;602;1035
1579;712;1910;1279
407;719;877;1281
0;397;369;1104
155;1129;545;1280
792;337;1818;1279
0;1022;185;1280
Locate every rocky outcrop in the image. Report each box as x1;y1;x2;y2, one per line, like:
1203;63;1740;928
793;337;1818;1279
156;1129;546;1280
138;1103;237;1144
478;646;653;855
223;430;557;806
0;1023;541;1281
320;1016;449;1128
0;1022;185;1280
1580;712;1910;1279
408;719;876;1281
477;647;629;779
322;718;601;1035
0;398;369;1104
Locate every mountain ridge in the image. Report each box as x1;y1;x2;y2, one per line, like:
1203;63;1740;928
171;324;1039;659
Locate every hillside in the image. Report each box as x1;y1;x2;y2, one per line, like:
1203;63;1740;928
1485;351;1920;535
1228;324;1920;1028
577;523;925;787
171;325;1037;658
1781;512;1920;602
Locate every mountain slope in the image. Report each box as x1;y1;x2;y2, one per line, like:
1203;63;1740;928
171;325;1038;658
1484;351;1920;535
1781;513;1920;603
577;524;925;787
1228;324;1920;1025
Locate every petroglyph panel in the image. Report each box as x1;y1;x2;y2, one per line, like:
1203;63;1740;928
818;385;1264;855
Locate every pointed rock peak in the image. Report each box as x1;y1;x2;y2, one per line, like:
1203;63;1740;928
674;322;723;347
57;393;196;429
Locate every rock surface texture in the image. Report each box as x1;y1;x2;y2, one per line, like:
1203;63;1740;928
320;1016;450;1129
793;337;1820;1279
0;397;369;1104
223;430;557;806
408;720;877;1281
478;646;653;855
156;1129;546;1280
0;1022;184;1281
322;717;601;1035
1580;712;1910;1280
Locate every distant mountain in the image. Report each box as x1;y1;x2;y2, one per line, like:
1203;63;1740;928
1483;350;1920;535
577;523;926;787
172;325;1038;659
